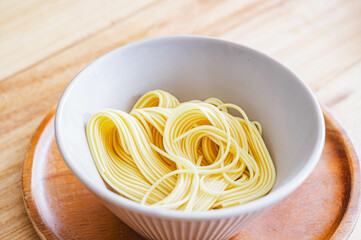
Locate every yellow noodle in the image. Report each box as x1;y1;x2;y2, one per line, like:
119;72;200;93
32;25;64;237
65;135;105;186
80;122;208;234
86;90;276;211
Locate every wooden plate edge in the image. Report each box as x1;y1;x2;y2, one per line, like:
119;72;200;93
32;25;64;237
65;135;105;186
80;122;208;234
322;107;361;240
22;108;57;240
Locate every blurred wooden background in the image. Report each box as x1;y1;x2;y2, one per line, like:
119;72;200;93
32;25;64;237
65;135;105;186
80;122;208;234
0;0;360;239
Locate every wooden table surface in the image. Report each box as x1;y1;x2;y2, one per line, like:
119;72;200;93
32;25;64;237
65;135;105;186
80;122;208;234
0;0;360;239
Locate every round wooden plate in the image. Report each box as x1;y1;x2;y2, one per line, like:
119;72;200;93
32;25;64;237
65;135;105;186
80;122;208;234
22;108;361;240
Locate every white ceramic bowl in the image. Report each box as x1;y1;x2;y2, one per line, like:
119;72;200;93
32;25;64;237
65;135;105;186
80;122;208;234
55;36;325;240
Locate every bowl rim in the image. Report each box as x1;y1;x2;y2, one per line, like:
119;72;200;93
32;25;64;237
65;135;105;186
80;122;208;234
55;35;325;220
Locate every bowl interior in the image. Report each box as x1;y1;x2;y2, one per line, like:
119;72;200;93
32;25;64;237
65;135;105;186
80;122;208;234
55;36;324;213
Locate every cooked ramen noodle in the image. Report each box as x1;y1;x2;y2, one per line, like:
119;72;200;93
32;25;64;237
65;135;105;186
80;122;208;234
86;90;276;211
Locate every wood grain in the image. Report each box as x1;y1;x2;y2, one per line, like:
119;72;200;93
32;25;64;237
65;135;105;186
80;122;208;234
1;0;361;239
0;0;156;80
21;108;361;240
